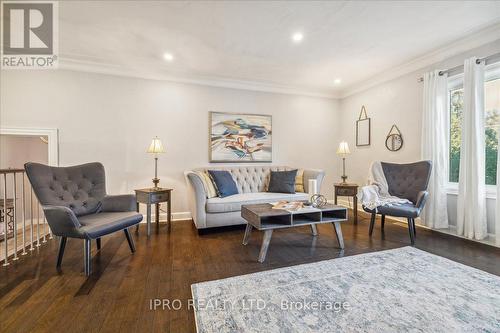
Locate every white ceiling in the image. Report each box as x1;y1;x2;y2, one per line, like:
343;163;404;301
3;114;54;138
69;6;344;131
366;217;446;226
59;1;500;98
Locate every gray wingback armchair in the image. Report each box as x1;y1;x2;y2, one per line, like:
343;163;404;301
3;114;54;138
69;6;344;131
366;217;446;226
24;162;143;276
363;161;432;245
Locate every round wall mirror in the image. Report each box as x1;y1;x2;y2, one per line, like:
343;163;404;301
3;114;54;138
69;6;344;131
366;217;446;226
385;134;403;151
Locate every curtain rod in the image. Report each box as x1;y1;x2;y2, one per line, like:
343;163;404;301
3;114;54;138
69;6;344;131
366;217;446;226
417;52;500;82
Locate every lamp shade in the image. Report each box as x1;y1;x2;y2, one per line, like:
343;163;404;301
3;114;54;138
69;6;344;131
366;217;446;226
336;141;350;156
147;136;165;154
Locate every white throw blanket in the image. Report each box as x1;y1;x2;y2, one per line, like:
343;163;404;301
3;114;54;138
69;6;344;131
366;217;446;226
358;162;411;211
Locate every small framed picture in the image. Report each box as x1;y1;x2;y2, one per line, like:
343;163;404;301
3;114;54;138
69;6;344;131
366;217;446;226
356;106;371;147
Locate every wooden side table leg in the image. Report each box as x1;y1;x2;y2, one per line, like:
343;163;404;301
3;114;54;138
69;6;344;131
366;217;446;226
146;204;151;237
334;192;338;205
353;195;358;224
167;194;172;231
155;203;160;226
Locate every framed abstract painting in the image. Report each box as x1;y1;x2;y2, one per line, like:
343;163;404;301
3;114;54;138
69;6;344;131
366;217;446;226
209;112;272;162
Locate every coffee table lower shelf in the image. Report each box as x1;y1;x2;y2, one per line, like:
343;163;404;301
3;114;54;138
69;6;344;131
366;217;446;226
241;203;348;263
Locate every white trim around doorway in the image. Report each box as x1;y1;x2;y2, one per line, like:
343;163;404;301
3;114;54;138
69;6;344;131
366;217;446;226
0;127;59;166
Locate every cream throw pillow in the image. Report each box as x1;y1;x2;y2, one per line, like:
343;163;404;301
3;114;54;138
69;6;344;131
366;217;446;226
295;169;305;192
195;171;217;198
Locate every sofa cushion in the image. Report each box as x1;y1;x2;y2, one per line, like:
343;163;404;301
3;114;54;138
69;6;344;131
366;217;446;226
206;192;309;213
78;211;143;239
207;170;239;198
364;203;420;218
268;169;298;193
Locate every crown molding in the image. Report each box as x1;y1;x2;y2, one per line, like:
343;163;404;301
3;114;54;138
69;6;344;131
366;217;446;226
339;22;500;98
25;21;500;101
58;56;340;99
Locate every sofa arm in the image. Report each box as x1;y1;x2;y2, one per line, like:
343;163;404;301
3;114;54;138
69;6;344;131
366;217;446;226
100;194;136;212
303;169;325;194
185;171;207;229
416;191;429;211
43;205;83;238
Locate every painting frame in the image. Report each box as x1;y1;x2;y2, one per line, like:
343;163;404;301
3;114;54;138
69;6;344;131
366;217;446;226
209;111;272;163
356;118;371;147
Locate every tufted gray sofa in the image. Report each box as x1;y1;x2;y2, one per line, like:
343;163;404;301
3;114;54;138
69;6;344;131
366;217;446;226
24;162;143;275
185;166;325;229
363;161;432;245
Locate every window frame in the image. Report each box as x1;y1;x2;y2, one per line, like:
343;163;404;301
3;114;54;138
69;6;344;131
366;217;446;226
446;63;500;198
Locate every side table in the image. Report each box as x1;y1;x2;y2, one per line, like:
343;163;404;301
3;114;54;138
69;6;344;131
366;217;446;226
135;188;173;236
334;183;359;224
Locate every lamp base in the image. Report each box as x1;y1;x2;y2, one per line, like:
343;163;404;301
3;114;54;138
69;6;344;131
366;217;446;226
152;178;160;189
341;175;348;184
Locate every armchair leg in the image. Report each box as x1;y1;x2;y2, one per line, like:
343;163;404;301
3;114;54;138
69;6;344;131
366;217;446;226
96;238;101;250
407;218;415;245
381;215;385;231
56;237;67;268
124;228;136;253
369;212;376;236
84;239;91;276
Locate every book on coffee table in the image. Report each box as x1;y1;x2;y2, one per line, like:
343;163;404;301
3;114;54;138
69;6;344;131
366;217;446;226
271;201;303;211
271;201;320;214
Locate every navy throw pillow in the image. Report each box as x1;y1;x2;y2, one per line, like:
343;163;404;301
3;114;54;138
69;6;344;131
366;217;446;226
207;170;239;198
267;170;298;194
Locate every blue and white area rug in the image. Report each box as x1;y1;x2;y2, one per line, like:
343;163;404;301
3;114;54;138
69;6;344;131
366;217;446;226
191;247;500;332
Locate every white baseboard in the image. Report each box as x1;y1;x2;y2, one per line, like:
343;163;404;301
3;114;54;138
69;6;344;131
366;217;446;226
139;211;192;223
170;212;192;221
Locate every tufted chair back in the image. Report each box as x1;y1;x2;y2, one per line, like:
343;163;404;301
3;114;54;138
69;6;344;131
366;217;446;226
25;162;107;216
381;161;432;204
196;166;295;193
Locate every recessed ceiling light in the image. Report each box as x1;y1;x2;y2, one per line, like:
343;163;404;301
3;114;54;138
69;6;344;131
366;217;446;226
163;53;174;62
334;78;342;85
291;32;303;43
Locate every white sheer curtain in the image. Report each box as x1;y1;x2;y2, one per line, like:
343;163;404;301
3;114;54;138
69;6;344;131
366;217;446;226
421;70;449;228
496;133;500;245
457;57;487;240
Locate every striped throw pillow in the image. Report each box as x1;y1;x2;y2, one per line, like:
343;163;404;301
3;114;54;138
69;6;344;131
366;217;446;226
295;169;305;192
195;171;218;198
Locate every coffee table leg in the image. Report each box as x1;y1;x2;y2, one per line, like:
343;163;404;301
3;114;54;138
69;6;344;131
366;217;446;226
258;230;273;263
332;221;344;249
310;224;318;236
243;223;253;245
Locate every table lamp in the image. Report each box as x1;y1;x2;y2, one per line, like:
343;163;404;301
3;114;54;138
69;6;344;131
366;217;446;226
147;136;165;189
336;141;351;184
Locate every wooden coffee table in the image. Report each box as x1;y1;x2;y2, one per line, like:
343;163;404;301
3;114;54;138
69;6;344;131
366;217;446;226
241;203;348;262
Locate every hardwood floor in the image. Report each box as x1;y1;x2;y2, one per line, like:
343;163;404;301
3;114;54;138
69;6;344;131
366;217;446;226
0;213;499;332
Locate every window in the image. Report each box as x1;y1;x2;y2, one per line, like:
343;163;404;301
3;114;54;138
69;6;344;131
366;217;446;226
449;72;500;185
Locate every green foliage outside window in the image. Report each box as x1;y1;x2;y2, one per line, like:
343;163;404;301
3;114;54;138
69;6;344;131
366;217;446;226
449;79;500;185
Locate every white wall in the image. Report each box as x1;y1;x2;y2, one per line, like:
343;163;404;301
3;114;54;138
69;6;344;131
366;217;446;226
338;73;422;185
0;70;340;216
338;40;500;234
